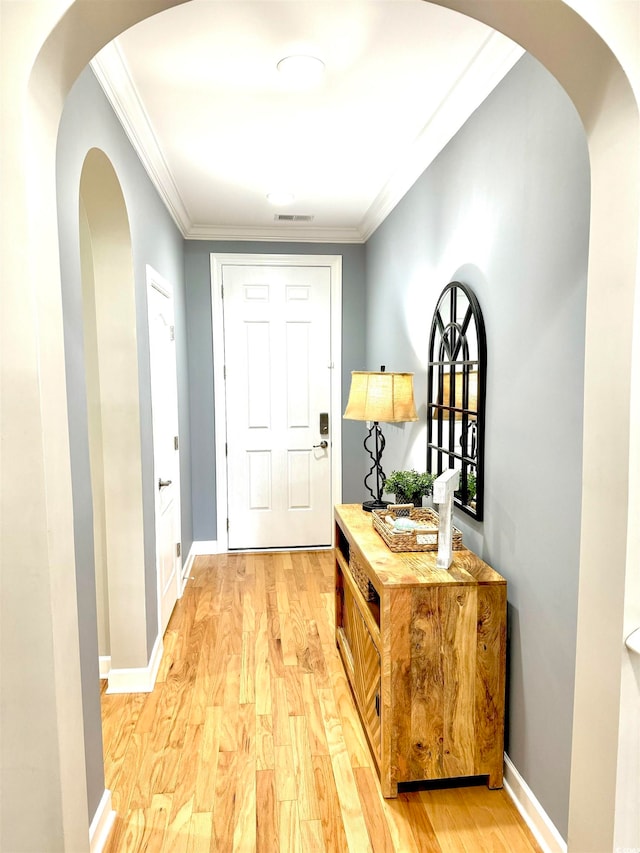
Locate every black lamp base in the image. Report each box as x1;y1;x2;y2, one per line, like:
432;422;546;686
362;499;390;513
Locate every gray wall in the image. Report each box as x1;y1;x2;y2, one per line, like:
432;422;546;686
366;53;589;838
184;241;367;541
56;66;192;818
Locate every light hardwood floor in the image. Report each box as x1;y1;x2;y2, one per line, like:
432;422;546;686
101;550;542;852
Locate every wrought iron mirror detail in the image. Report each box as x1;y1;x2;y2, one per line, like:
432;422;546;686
427;281;486;520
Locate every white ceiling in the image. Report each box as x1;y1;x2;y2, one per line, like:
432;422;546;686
92;0;523;243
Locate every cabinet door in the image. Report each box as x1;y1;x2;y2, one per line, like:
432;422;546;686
343;584;381;762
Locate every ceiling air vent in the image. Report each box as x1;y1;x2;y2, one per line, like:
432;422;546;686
274;214;314;222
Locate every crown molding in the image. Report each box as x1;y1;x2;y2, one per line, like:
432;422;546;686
187;223;365;244
90;42;192;237
360;33;524;242
91;32;522;246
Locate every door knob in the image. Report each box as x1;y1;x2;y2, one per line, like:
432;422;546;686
158;478;172;489
313;441;328;449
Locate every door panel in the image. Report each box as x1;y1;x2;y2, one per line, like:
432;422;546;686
343;583;382;762
223;263;332;549
147;271;181;634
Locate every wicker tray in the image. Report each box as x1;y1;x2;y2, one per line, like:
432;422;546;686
350;549;377;601
372;505;463;553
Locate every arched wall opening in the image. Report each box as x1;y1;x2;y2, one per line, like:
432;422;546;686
1;1;636;851
79;147;148;677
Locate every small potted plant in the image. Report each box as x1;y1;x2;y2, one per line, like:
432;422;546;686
383;469;436;506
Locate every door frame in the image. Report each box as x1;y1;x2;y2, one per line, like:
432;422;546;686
211;253;342;552
146;264;183;630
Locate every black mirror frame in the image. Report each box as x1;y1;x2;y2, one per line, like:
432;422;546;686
427;281;487;520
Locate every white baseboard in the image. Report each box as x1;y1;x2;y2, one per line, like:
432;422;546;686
98;656;111;679
106;633;163;694
503;753;567;853
191;539;222;555
181;544;196;585
89;789;116;853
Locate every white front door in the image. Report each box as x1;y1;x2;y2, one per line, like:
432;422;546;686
147;267;181;634
221;262;333;549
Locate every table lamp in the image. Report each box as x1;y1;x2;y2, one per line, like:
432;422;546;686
343;366;418;511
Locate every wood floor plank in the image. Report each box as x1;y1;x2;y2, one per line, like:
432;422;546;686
330;749;373;853
240;630;256;705
272;676;291;747
120;803;169;853
299;818;326;852
232;703;257;852
398;792;443;853
169;725;202;821
256;713;275;771
301;673;329;756
421;786;542;853
268;635;286;679
354;766;396;853
317;592;336;646
255;611;272;715
223;653;242;708
376;795;423;853
256;770;278;853
211;750;237;853
274;743;297;802
311;754;350;853
289;715;321;821
163;797;192;853
278;800;302;853
458;784;543;851
102;693;146;788
186;811;212;853
100;552;543;853
306;619;330;689
194;706;222;812
284;665;305;716
189;618;218;725
280;610;299;667
242;580;256;632
321;658;373;769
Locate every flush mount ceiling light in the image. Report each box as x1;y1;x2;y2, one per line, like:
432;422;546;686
267;191;295;206
276;54;325;85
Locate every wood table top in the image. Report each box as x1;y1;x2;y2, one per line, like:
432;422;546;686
335;504;505;589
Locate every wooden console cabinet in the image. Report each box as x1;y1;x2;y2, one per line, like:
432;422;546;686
334;504;506;797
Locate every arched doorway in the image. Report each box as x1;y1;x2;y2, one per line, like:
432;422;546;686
1;2;637;851
79;148;148;683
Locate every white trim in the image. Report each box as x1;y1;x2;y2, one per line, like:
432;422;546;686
179;541;222;591
98;656;111;679
90;44;191;236
624;626;640;654
211;253;342;553
503;753;567;853
360;33;524;240
90;35;521;245
188;223;365;243
190;539;223;556
106;633;163;694
89;789;116;853
180;544;195;595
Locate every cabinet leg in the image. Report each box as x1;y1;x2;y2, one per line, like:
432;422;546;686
487;769;504;789
381;778;398;798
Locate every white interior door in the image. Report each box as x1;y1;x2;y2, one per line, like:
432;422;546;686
147;268;181;634
222;263;333;549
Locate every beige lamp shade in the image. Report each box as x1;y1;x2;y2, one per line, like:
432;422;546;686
343;371;418;423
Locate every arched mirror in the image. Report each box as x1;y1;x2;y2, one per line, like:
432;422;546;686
427;281;486;520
